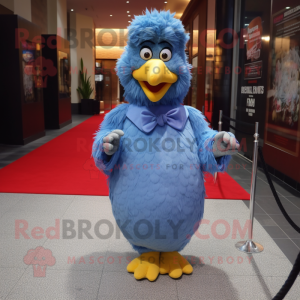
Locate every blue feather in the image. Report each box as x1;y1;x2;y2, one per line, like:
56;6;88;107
116;9;192;107
186;105;232;175
92;103;129;176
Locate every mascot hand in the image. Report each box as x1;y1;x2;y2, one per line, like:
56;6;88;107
213;131;240;157
103;130;124;155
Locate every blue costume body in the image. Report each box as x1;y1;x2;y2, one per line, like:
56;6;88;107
93;103;231;253
92;9;235;281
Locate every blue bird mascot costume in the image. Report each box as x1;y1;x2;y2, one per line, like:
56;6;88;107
93;9;239;281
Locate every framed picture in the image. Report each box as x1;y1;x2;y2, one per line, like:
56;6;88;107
265;7;300;156
58;51;71;99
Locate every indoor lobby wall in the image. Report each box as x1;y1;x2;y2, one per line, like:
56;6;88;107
47;0;67;39
0;0;31;21
95;29;127;59
14;0;31;21
0;3;13;14
57;0;67;39
70;12;95;113
31;0;47;34
0;0;13;11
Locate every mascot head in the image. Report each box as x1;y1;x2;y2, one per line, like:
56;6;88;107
116;9;192;107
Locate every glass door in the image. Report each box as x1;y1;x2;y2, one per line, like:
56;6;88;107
96;59;120;111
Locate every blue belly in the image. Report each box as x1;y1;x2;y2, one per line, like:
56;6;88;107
109;118;205;253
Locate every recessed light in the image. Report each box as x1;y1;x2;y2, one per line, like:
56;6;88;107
126;1;129;3
71;9;74;11
127;11;130;13
128;21;131;22
286;6;290;9
110;15;112;16
128;15;131;17
164;1;167;3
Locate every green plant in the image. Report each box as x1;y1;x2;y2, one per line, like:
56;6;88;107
77;58;94;99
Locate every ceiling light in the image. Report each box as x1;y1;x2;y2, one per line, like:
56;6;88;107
164;1;167;3
128;15;131;17
128;21;131;22
127;11;130;13
71;9;74;11
126;1;129;3
286;6;290;9
110;15;112;16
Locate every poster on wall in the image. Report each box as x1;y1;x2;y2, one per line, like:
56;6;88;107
265;6;300;156
22;42;36;102
240;16;266;120
245;17;263;80
58;51;71;99
22;41;42;103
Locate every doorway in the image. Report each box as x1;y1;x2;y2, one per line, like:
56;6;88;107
95;59;120;111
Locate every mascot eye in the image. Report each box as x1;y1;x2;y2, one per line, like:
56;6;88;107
160;48;172;61
140;47;153;60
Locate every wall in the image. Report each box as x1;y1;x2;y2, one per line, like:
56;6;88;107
47;0;57;34
31;0;47;34
0;3;13;14
0;0;13;11
47;0;67;39
14;0;32;21
0;0;32;22
95;28;127;59
57;0;67;39
70;13;95;104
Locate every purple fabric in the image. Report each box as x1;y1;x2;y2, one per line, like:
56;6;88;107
126;104;189;133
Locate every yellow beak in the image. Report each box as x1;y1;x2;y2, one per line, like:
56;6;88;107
132;59;178;102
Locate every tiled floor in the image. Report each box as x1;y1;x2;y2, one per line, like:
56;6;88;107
0;114;300;299
228;155;300;265
0;195;299;299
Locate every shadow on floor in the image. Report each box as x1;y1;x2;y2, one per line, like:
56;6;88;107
67;251;241;300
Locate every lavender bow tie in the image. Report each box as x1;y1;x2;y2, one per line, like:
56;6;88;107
126;104;188;133
140;107;186;133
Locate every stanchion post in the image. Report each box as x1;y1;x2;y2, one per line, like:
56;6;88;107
215;110;223;181
235;122;264;253
202;106;205;115
218;110;222;132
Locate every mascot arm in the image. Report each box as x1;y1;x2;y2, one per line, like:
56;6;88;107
92;103;129;175
186;105;232;175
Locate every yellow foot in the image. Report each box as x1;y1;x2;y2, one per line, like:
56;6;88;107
127;251;160;281
159;251;193;279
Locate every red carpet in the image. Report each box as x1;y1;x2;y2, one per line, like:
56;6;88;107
0;115;250;199
204;173;249;200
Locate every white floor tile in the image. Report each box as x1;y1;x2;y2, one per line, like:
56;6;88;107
0;193;23;219
42;238;109;271
6;268;101;300
97;272;177;300
0;268;25;299
176;274;238;300
0;237;48;268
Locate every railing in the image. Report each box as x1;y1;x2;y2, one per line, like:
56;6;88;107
216;110;300;300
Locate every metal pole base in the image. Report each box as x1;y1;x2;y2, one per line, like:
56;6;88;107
235;240;264;254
